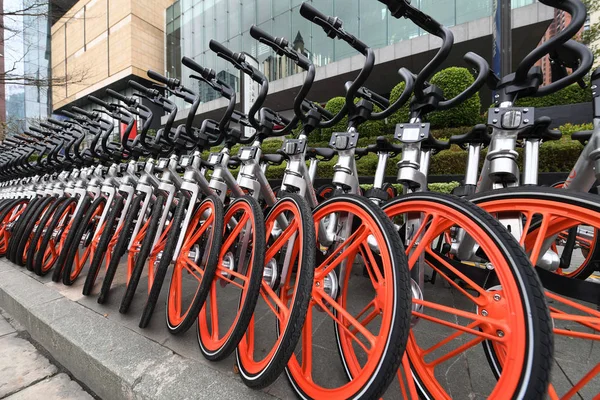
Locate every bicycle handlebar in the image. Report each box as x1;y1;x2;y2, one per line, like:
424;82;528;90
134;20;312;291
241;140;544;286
300;2;373;121
72;106;94;119
182;56;216;81
210;39;268;135
88;95;112;110
439;52;490;110
106;88;137;107
534;39;593;97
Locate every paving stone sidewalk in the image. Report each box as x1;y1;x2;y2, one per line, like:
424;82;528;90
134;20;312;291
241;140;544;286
0;308;94;400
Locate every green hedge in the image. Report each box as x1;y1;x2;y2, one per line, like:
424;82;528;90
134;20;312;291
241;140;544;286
515;84;593;108
558;122;594;136
215;122;587;181
360;182;460;194
428;67;482;128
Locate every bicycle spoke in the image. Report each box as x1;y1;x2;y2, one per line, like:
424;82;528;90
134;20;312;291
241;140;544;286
424;248;488;303
413;299;508;342
265;220;298;261
221;213;250;252
316;225;368;280
260;281;289;322
301;305;313;380
314;290;376;352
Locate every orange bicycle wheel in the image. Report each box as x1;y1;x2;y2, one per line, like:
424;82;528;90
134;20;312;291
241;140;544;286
286;194;411;399
473;186;600;399
236;194;315;389
34;198;77;276
379;192;552;399
197;195;265;361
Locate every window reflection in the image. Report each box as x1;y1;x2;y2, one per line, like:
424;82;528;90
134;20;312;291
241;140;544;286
166;0;536;105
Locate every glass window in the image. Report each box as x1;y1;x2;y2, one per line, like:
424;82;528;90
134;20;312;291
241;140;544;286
167;4;174;23
255;20;272;64
228;0;241;37
173;1;181;19
420;0;455;27
388;10;419;43
257;0;272;24
290;5;311;56
333;0;358;61
242;32;258;58
456;0;490;25
241;0;256;29
309;0;333;67
182;10;194;60
272;11;290;40
192;4;205;57
182;0;194;13
273;0;290;17
203;1;216;46
358;0;387;50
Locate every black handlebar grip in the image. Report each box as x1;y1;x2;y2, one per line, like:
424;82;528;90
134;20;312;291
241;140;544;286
60;110;78;119
209;40;235;59
129;80;151;94
182;56;216;80
106;88;130;103
48;118;67;128
88;95;111;109
72;106;93;118
148;70;170;85
300;2;329;25
250;25;276;43
40;122;55;130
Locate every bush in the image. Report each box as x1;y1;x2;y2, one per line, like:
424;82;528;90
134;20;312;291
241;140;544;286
558;122;594;136
428;182;461;194
360;182;460;194
428;67;482;129
516;84;593;108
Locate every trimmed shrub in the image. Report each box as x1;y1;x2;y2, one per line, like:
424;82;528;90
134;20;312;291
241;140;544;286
428;67;482;129
559;122;594;136
516;84;593;108
428;181;461;194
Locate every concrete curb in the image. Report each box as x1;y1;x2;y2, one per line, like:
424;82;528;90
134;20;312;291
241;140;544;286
0;260;277;400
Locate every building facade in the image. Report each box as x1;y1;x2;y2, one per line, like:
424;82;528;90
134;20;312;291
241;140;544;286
162;0;554;127
50;0;174;116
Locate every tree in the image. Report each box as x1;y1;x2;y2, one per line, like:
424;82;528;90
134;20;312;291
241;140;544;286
581;0;599;63
1;1;88;89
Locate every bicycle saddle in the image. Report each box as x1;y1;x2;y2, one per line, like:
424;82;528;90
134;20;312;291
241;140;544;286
449;124;491;148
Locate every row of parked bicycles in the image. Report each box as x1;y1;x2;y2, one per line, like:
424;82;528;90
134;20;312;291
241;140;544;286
0;0;598;398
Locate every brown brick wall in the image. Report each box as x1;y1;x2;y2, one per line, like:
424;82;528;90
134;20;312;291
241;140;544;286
51;0;173;111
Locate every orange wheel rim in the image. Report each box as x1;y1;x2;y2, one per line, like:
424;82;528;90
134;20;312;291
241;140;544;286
167;202;216;327
70;203;105;280
147;223;171;292
479;196;600;398
286;200;397;398
380;200;528;399
237;199;304;374
198;199;257;353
